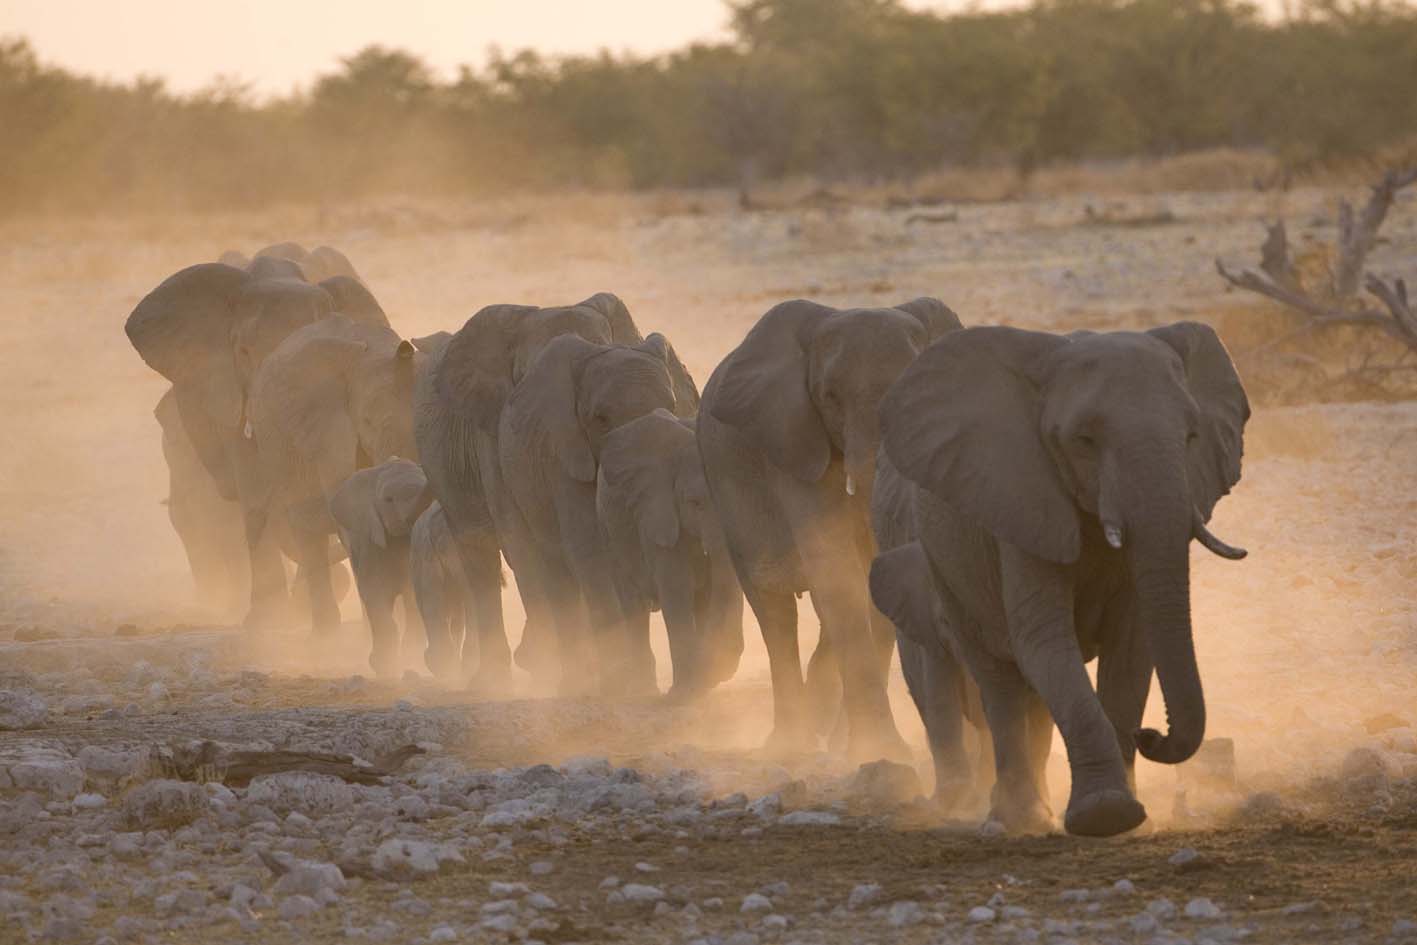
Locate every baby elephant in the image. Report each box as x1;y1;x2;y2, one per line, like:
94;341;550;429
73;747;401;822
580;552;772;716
597;409;744;700
329;458;433;677
410;501;477;681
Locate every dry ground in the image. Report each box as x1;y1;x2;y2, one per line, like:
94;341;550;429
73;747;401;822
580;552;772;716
2;183;1417;944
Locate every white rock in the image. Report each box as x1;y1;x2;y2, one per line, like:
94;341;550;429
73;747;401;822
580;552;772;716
489;882;529;897
777;810;840;826
146;681;170;702
1060;888;1090;902
371;838;462;878
273;860;346;898
428;925;457;942
848;884;882;910
1184;897;1222;919
122;779;209;827
599;876;621;890
245;772;355;815
741;893;772;913
749;794;782;819
887;901;924;927
9;756;84;800
525;892;557;911
278;895;321;920
620;884;665;904
77;746;147;783
968;906;996;922
761;914;789;931
482;900;520;915
1113;878;1137;895
1148;898;1178;919
635;861;658;873
480;913;518;933
530;860;554;876
71;792;107;810
1129;912;1160;934
1168;847;1201;868
0;689;48;729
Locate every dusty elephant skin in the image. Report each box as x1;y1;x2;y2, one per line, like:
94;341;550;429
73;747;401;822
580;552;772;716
871;323;1250;837
697;297;961;763
409;500;476;681
498;333;687;697
415;294;697;692
597;410;744;701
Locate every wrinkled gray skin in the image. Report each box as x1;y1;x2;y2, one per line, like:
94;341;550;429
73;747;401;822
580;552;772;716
410;500;476;680
155;386;249;612
597;410;744;701
872;323;1249;837
499;334;683;695
697;297;962;763
869;457;994;811
415;293;698;689
329;458;433;676
246;315;423;634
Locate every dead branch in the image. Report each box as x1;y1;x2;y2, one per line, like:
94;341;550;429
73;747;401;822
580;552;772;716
1336;167;1417;299
156;740;424;787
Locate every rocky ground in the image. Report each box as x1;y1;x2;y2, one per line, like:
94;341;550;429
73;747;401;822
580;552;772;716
3;184;1417;943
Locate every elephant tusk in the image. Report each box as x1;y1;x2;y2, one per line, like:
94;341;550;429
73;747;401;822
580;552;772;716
1192;508;1247;560
243;419;253;440
845;474;857;497
1103;523;1123;549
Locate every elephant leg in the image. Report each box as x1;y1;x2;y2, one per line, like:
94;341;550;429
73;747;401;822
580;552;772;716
449;579;473;678
899;633;972;811
364;586;401;679
1024;689;1055;811
535;554;596;698
659;565;703;702
621;601;657;698
453;525;512;691
292;525;341;636
415;564;456;679
742;581;811;754
803;632;842;736
242;504;290;629
400;583;426;671
967;654;1054;833
1096;593;1150;795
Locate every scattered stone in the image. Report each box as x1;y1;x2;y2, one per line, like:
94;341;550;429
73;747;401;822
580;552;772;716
272;860;346;899
490;882;529;898
846;760;922;809
1060;888;1090;903
277;894;321;920
371;838;462;879
761;913;789;931
741;893;772;913
529;860;554;876
968;906;996;923
1185;897;1223;919
1001;906;1031;920
245;772;355;815
76;746;148;784
122;779;208;827
620;884;665;905
1169;847;1204;870
71;792;106;810
749;794;781;819
888;901;924;927
526;892;557;911
0;689;48;729
848;884;882;910
1148;898;1178;919
1130;912;1160;934
9;756;84;800
599;876;621;890
429;925;457;942
777;810;840;827
1282;901;1323;915
1113;879;1136;895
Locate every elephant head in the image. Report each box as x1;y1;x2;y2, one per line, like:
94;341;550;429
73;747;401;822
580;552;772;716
436;292;698;432
331;458;432;551
707;297;961;499
502;334;679;485
319;275;389;330
880;323;1250;765
230;278;335;400
597;409;745;691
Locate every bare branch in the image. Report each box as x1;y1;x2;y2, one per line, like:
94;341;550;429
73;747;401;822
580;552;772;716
1367;274;1417;339
1335;166;1417;299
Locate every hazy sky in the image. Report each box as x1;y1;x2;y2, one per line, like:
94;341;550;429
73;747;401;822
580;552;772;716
4;0;1049;95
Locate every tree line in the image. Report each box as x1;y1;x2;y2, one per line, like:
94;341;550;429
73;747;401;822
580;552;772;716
4;0;1417;214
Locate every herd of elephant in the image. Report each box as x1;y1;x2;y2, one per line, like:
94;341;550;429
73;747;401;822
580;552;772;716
125;242;1252;839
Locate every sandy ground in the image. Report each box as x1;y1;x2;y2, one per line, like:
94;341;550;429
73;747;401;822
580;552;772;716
2;185;1417;943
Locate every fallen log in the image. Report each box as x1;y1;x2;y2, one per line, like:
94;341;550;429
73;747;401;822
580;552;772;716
155;739;424;787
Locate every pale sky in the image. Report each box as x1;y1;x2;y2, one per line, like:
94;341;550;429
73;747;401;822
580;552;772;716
3;0;1048;96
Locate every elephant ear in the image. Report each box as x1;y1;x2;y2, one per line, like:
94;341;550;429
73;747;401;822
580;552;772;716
126;263;249;384
437;304;539;431
320;276;389;329
635;333;701;417
880;326;1080;564
329;468;386;549
502;334;598;484
599;410;684;549
1148;322;1251;520
707;299;835;482
894;297;964;341
579;292;642;344
869;542;949;660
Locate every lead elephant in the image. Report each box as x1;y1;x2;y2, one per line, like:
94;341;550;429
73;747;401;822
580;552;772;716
498;333;685;695
596;409;744;700
416;293;697;689
871;323;1249;836
697;297;961;762
246;315;424;634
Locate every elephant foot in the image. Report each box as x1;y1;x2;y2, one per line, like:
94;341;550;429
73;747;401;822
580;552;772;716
1063;789;1147;838
368;651;399;680
664;682;709;706
465;665;513;698
311;613;342;637
424;648;461;682
932;774;975;814
242;598;291;632
846;723;914;768
761;721;818;758
986;796;1055;836
513;626;559;682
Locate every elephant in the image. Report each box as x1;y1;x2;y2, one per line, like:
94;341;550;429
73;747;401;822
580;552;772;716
415;293;697;689
410;500;476;680
220;243;363;285
155;386;249;613
329;458;433;676
246;314;423;635
697;297;962;762
498;333;685;696
870;322;1249;837
596;409;744;700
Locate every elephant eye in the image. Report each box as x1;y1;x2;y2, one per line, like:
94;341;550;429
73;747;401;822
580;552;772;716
1072;433;1096;450
1187;430;1199;445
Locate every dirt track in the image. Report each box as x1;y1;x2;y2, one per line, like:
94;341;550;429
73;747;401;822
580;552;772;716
3;186;1417;942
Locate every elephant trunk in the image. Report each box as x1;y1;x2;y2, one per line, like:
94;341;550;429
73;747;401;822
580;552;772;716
1108;451;1206;765
842;410;881;499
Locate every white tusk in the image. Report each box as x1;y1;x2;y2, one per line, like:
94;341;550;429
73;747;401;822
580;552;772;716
243;420;253;440
845;474;857;496
1104;523;1123;549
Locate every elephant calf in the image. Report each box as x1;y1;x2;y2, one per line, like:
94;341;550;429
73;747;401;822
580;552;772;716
410;501;476;681
596;410;744;701
329;458;433;677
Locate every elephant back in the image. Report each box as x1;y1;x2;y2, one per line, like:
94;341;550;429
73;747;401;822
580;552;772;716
125;263;249;383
